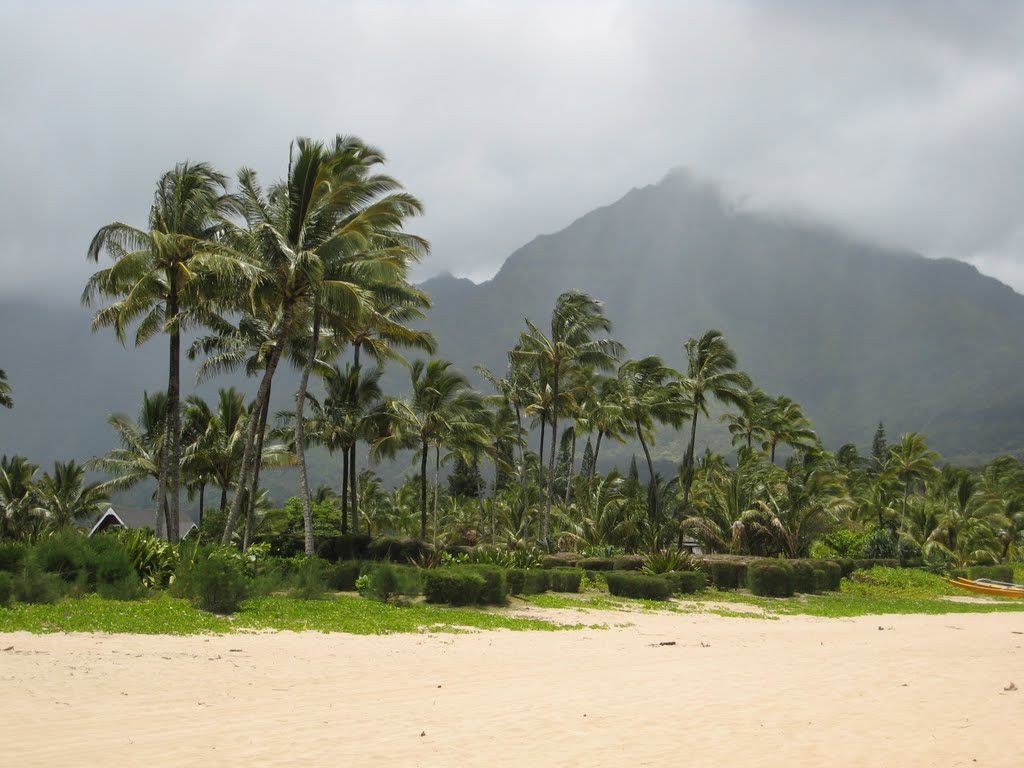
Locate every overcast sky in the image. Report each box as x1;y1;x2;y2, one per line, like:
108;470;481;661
2;0;1023;304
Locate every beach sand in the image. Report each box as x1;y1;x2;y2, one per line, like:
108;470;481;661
2;608;1023;767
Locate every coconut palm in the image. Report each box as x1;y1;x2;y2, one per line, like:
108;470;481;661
84;161;243;542
516;291;623;544
760;395;818;465
614;356;687;529
373;359;482;541
889;432;940;531
721;387;771;456
677;330;751;518
0;368;12;409
220;136;424;550
0;454;41;541
35;460;110;532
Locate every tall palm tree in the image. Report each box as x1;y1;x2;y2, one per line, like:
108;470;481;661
220;136;424;550
761;395;818;464
84;162;241;542
0;454;41;541
0;368;12;409
890;431;940;532
678;330;751;519
373;359;481;541
614;356;687;530
721;387;771;457
517;291;623;544
35;460;110;532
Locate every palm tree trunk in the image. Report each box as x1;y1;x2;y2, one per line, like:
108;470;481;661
901;478;911;536
545;378;560;545
154;416;169;540
223;305;292;544
493;458;500;547
475;457;486;533
592;430;604;485
636;417;657;527
198;482;206;529
563;428;576;511
678;413;700;548
244;390;271;549
341;447;350;534
295;306;321;556
419;439;429;540
219;487;228;514
167;306;183;544
515;403;529;541
350;445;360;535
770;441;777;465
433;444;440;548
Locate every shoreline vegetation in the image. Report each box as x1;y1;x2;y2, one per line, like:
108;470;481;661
4;133;1024;642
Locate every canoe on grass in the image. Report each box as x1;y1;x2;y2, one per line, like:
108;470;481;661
947;577;1024;598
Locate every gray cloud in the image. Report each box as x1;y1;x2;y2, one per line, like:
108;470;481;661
1;0;1022;302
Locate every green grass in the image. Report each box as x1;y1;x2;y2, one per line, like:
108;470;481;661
0;593;586;636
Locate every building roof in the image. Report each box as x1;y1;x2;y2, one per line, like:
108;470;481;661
87;505;200;537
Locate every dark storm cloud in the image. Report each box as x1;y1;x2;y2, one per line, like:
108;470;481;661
1;0;1022;301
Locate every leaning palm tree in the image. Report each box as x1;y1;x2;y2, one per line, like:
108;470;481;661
220;136;424;553
760;395;818;464
721;387;771;457
889;431;941;532
35;460;110;532
615;356;688;530
516;291;623;544
0;368;12;409
84;162;243;542
677;330;751;518
373;359;482;541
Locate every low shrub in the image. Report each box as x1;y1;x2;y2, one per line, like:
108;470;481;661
606;572;673;601
662;571;706;595
172;546;248;614
815;560;843;591
547;568;583;594
317;534;372;562
0;571;13;607
423;568;485;606
707;560;747;590
852;558;900;571
90;537;136;588
835;558;856;578
326;561;362;591
289;558;329;600
0;542;26;574
32;534;92;584
360;563;422;603
506;568;526;595
612;555;644;571
469;565;509;605
96;575;148;601
367;537;432;564
967;565;1015;583
747;563;794;597
15;561;64;604
521;569;549;595
790;561;818;594
642;549;697;575
577;557;615;571
541;554;579;569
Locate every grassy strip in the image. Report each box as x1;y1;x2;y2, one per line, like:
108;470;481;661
0;593;586;636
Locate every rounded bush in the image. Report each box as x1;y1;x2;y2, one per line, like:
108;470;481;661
663;571;706;595
547;568;583;594
423;569;485;606
747;563;795;597
708;561;747;591
606;572;672;601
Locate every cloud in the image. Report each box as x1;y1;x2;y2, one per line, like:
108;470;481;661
1;0;1022;302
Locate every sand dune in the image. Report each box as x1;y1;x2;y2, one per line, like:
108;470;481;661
2;610;1023;767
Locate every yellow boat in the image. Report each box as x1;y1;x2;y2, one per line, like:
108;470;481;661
947;577;1024;598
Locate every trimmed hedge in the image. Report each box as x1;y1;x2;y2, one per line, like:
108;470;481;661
816;560;843;591
968;565;1015;583
0;571;13;607
577;557;615;571
423;568;485;606
606;572;673;601
469;565;509;605
747;563;794;597
663;570;706;595
541;554;579;569
612;556;645;571
707;560;747;591
547;568;583;594
366;537;432;563
791;561;817;594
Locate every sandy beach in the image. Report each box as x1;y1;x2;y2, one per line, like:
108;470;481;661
2;608;1023;767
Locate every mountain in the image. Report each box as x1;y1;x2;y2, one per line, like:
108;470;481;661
3;169;1023;499
419;170;1024;465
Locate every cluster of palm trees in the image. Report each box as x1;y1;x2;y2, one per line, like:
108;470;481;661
0;455;108;540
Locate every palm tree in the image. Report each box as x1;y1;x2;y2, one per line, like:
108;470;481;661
84;162;241;542
182;388;252;525
678;330;751;519
760;395;818;465
615;356;687;530
35;460;110;532
0;368;12;409
374;359;481;541
0;454;41;541
90;391;168;506
721;387;771;457
889;432;940;532
220;136;424;551
516;291;623;544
